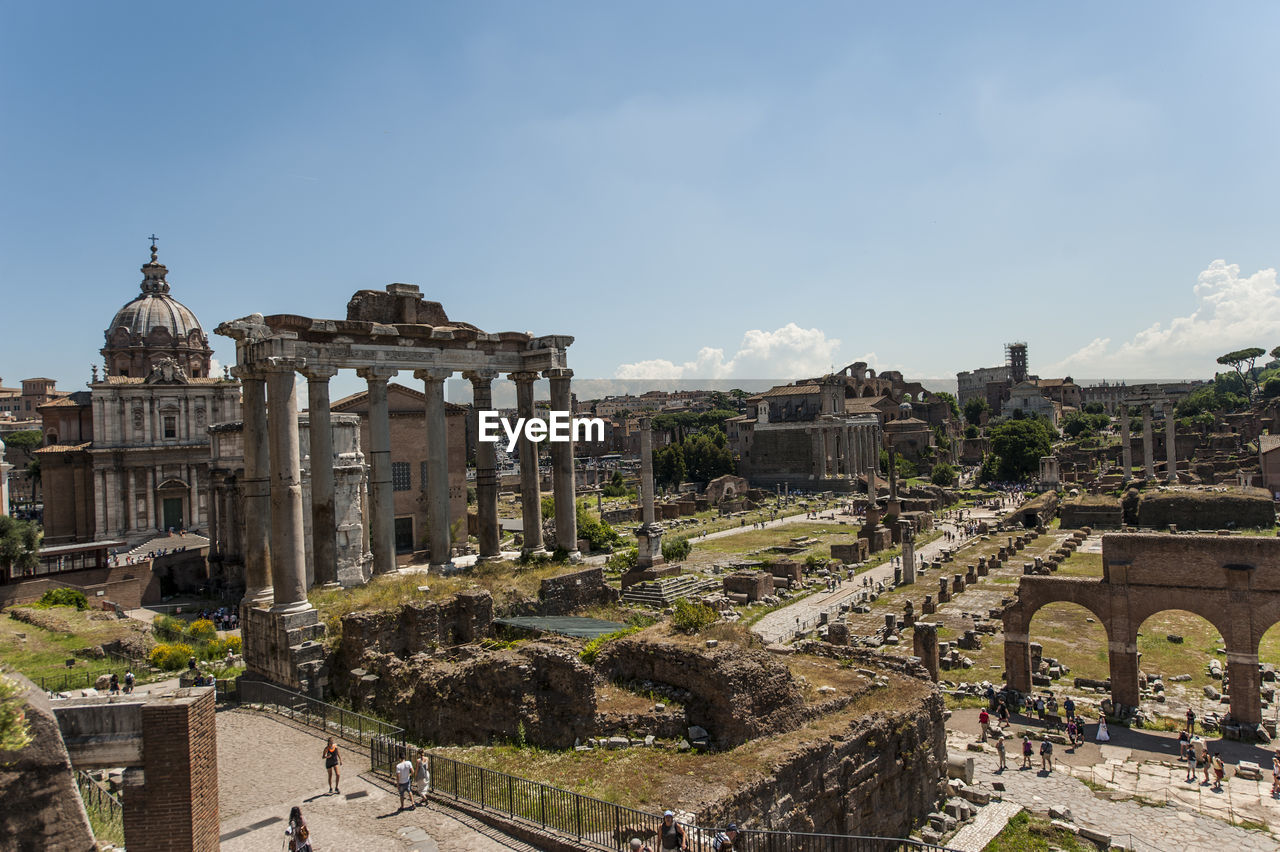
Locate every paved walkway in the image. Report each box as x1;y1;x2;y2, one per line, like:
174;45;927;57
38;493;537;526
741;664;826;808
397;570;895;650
947;730;1280;851
749;511;978;644
947;800;1022;852
217;708;533;851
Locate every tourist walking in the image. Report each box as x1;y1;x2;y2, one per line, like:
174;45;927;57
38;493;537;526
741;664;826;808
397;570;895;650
711;823;739;851
395;753;415;810
659;810;689;851
978;708;990;741
323;737;342;794
1065;718;1078;748
1178;730;1190;760
1021;735;1033;770
1211;753;1225;789
284;806;312;852
1186;738;1201;782
1185;708;1196;733
997;699;1010;727
123;670;134;694
1096;716;1110;743
1271;750;1280;798
1039;736;1054;772
414;748;431;807
109;673;120;695
630;839;654;852
996;736;1007;771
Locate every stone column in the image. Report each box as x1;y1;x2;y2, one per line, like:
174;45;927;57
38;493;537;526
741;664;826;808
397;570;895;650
1003;631;1032;693
416;367;453;570
1120;407;1132;483
1226;650;1262;726
144;468;155;533
266;361;310;613
357;367;398;575
465;369;501;561
1108;635;1142;711
94;469;107;540
866;429;878;498
636;417;665;569
123;468;135;536
900;520;916;584
511;371;544;555
1164;403;1177;484
303;366;339;587
208;476;221;560
812;429;827;479
235;369;273;605
913;622;940;682
546;368;579;558
1141;404;1155;480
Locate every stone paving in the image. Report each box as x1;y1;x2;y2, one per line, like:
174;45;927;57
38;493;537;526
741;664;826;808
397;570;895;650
217;708;533;851
751;514;967;644
946;730;1280;851
947;800;1022;852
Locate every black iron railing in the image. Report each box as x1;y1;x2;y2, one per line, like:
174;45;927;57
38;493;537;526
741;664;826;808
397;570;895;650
76;769;122;820
35;658;147;695
426;753;958;852
234;680;406;774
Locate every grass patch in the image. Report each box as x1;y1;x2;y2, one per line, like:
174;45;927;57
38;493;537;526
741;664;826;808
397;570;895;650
0;606;153;681
985;811;1095;852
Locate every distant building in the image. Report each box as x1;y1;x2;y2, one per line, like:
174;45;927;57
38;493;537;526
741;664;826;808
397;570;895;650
36;244;240;545
332;382;467;556
0;377;68;419
956;365;1010;408
1260;434;1280;499
1001;381;1059;426
1080;381;1195;414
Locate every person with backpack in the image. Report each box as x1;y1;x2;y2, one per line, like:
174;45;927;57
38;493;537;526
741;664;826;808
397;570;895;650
1021;735;1033;770
1039;736;1054;772
284;806;311;852
123;670;134;694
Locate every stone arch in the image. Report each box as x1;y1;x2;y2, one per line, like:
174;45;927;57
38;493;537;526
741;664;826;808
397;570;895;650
862;386;875;398
1028;600;1113;685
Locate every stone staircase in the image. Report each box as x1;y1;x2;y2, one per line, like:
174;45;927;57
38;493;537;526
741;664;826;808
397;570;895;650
124;532;210;559
621;574;719;607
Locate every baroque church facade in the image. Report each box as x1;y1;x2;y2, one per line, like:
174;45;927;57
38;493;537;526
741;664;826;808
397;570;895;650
37;244;240;546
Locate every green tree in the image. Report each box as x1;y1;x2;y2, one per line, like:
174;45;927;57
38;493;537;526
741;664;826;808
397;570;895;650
0;673;33;754
933;391;961;420
2;430;42;452
964;424;979;439
653;443;686;489
983;419;1054;482
963;397;990;426
930;462;956;487
602;470;632;498
0;516;41;582
1216;347;1266;398
576;504;622;552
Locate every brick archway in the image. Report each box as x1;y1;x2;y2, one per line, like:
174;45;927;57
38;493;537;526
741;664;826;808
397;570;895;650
1003;534;1280;726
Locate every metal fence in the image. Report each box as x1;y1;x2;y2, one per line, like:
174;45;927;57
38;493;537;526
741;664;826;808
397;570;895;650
35;658;147;695
426;753;957;852
76;769;122;820
234;680;406;774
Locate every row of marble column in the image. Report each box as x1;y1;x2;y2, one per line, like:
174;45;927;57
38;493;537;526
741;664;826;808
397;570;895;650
1120;403;1177;485
235;362;579;613
811;421;880;481
95;464;202;540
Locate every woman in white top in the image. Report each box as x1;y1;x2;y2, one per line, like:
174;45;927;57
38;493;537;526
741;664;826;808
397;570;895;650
1096;715;1110;742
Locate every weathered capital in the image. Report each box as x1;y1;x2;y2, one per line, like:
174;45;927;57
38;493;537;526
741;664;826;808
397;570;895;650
356;366;399;382
463;368;499;384
413;367;454;383
229;365;264;381
543;367;573;380
300;365;340;382
264;356;306;373
508;370;540;385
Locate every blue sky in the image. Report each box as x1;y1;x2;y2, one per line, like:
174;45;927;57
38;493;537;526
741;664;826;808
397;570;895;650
2;2;1278;401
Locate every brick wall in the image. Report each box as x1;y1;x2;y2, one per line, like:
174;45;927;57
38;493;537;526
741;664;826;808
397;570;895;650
123;688;219;852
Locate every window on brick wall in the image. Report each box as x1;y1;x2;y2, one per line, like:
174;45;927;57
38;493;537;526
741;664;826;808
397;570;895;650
419;461;429;491
392;461;411;491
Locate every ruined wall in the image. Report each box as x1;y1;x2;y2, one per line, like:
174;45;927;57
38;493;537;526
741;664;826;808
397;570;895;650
695;690;946;839
334;590;493;669
1136;489;1275;530
342;640;598;748
1059;497;1123;528
529;567;618;616
594;636;805;748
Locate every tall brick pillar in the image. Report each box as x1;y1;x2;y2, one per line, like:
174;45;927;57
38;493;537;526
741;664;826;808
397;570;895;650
1226;650;1262;726
123;688;219;852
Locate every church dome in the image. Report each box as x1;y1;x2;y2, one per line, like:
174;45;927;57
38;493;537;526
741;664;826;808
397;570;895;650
101;243;213;379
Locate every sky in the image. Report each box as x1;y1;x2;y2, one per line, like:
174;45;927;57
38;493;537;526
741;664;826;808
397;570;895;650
2;2;1278;402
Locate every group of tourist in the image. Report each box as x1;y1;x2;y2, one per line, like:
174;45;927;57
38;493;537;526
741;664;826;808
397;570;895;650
393;748;432;811
198;605;238;631
105;670;135;695
629;811;739;851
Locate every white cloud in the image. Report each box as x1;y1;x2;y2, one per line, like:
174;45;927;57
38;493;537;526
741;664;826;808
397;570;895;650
1047;260;1280;377
614;323;843;381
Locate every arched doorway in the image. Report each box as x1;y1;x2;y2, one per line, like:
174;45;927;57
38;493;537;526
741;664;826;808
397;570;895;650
1135;610;1226;721
156;478;189;533
1028;602;1110;686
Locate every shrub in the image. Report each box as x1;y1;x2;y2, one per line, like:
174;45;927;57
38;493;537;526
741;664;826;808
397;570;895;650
152;614;185;642
661;538;691;562
930;463;956;487
149;642;194;671
186;618;217;643
670;598;718;633
579;626;641;664
36;588;87;610
206;636;242;659
607;548;638;572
